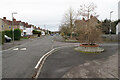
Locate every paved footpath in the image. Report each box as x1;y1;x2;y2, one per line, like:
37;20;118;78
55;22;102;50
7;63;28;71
39;43;118;78
63;53;118;78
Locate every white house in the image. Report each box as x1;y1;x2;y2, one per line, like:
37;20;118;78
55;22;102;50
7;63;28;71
20;22;34;36
26;24;34;36
116;23;120;35
116;1;120;34
19;22;26;36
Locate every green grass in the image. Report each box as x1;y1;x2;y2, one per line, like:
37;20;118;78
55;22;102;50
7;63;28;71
21;37;29;39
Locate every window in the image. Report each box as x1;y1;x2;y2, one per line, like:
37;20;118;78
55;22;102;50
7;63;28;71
9;26;11;29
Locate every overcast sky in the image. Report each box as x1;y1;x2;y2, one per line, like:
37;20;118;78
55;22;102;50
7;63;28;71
0;0;119;31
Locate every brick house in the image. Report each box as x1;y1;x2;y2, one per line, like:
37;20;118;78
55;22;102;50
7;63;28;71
74;15;99;31
0;17;35;36
0;18;4;31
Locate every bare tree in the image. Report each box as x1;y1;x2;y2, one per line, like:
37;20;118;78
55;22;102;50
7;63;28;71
78;3;98;19
61;7;76;38
59;23;71;36
76;3;102;45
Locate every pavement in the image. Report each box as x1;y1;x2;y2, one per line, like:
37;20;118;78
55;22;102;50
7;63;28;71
39;43;118;78
2;35;54;78
63;53;118;78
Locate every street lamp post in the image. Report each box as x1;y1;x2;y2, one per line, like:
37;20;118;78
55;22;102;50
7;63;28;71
12;12;17;45
110;11;113;40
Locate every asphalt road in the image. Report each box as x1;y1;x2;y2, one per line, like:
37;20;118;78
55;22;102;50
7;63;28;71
39;43;118;78
2;35;54;78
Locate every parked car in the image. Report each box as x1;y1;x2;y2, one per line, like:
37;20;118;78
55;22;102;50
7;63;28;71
50;34;54;36
4;35;12;42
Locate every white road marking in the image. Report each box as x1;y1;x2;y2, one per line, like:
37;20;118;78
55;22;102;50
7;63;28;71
13;48;19;51
34;45;79;79
20;48;27;51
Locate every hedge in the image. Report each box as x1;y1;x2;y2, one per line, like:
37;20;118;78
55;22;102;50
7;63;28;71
14;29;21;40
33;30;41;34
4;29;21;40
33;30;41;37
4;30;12;38
0;31;5;44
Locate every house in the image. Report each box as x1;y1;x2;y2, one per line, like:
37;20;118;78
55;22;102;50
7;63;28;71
2;17;12;31
0;17;47;36
0;18;4;31
1;17;22;31
74;15;99;32
0;17;36;36
37;27;45;35
25;23;34;36
116;1;120;34
116;22;120;35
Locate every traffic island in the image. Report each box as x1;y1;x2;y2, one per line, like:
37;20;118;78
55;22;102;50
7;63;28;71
74;44;104;53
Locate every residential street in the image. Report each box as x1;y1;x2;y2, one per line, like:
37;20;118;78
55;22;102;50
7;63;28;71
2;35;54;78
39;43;118;78
2;35;119;78
0;0;119;79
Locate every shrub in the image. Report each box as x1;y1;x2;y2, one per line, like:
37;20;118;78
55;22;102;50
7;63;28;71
33;30;39;34
0;31;5;44
14;29;21;40
4;30;12;38
5;29;21;40
33;30;41;37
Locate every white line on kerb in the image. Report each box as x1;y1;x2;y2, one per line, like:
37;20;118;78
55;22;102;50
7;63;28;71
34;48;55;69
34;45;79;79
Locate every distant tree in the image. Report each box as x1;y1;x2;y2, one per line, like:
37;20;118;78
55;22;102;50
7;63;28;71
98;19;120;34
98;19;111;34
59;24;71;36
61;7;76;38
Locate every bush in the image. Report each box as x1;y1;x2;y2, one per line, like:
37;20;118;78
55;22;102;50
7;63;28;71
33;30;41;37
0;31;5;44
33;30;39;34
14;29;21;40
5;29;21;40
4;30;12;38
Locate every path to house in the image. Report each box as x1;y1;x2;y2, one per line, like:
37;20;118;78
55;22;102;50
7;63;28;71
39;43;118;78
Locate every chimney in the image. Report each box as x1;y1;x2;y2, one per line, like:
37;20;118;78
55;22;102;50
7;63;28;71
90;15;93;19
26;23;28;25
82;18;85;21
13;18;16;21
3;17;6;19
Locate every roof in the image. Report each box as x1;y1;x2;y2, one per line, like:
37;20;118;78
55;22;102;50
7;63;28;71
2;18;21;26
2;19;12;25
2;17;36;29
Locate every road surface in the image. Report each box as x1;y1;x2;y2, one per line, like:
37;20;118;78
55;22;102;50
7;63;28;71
39;43;118;78
2;36;54;78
